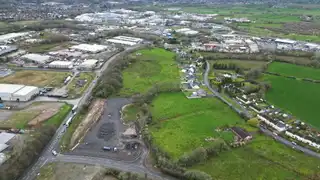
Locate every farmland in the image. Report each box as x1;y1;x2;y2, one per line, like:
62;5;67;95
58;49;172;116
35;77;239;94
264;74;320;129
267;62;320;80
119;48;179;96
210;59;267;70
0;70;70;87
150;92;243;158
194;134;320;180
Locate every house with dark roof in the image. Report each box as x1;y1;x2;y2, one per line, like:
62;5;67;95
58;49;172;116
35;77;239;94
231;127;252;142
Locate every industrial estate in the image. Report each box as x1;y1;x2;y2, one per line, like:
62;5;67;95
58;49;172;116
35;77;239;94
0;1;320;180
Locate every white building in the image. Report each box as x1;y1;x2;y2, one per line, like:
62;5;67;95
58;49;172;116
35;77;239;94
0;32;30;43
79;59;98;69
112;36;143;43
176;28;199;35
21;53;51;64
70;44;108;53
106;39;137;46
257;114;287;132
48;61;74;69
0;84;39;102
285;131;320;149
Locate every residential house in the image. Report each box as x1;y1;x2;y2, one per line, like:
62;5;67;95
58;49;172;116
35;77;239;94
257;114;287;132
231;127;252;142
285;131;320;149
236;95;251;105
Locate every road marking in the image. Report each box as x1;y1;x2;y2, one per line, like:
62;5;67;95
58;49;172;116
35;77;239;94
40;159;48;167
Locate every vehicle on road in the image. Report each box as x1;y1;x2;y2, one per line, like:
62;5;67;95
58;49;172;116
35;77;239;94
64;116;74;127
72;105;78;113
103;146;112;151
292;141;297;145
52;150;57;156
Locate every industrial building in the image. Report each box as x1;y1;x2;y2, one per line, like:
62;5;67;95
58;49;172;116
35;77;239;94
21;53;51;64
0;84;39;102
0;32;30;43
0;45;17;56
79;59;98;70
0;132;16;165
176;28;199;35
106;39;137;46
113;36;143;43
70;44;108;53
48;61;74;69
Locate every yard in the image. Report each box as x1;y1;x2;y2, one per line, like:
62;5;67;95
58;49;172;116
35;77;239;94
194;134;320;180
0;103;71;129
119;48;179;96
150;92;243;158
0;70;70;87
267;62;320;80
264;74;320;129
67;72;95;98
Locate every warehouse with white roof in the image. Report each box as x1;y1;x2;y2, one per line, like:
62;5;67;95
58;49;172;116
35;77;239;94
48;61;74;69
0;84;39;102
79;59;98;70
106;39;137;46
70;44;108;53
21;53;51;64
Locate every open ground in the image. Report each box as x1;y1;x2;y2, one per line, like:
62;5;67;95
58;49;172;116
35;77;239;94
149;92;243;158
194;133;320;180
119;48;179;96
0;102;70;129
67;72;95;98
0;70;71;87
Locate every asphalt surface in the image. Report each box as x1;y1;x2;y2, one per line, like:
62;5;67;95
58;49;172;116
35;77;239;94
204;61;320;159
19;45;170;180
203;61;251;118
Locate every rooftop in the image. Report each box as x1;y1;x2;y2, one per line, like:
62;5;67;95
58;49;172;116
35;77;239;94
0;132;16;144
14;86;38;96
107;39;137;46
21;53;51;63
0;84;24;94
70;44;108;53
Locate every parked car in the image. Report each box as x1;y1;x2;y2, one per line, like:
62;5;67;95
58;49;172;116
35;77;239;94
52;150;57;156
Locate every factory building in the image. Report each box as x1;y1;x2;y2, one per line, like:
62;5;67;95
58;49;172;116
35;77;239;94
48;61;74;69
106;39;137;46
175;28;199;35
0;45;18;57
113;36;143;43
21;53;51;64
0;132;16;165
79;59;98;70
0;32;30;43
70;44;108;53
0;84;39;102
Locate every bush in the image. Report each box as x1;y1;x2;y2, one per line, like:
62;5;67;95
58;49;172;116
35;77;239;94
178;147;208;167
184;170;212;180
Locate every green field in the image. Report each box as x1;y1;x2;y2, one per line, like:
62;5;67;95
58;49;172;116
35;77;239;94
119;48;179;96
194;134;320;180
268;62;320;80
150;92;242;158
264;74;320;129
44;104;72;127
211;59;267;70
122;104;140;123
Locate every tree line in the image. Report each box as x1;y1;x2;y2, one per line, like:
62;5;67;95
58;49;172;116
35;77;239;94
0;125;56;180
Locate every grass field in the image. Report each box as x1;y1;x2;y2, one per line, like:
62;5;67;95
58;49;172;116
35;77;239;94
119;48;179;96
264;74;320;129
0;70;70;87
67;72;94;98
268;62;320;80
211;59;267;70
28;42;70;53
194;134;320;180
150;92;243;158
0;103;70;129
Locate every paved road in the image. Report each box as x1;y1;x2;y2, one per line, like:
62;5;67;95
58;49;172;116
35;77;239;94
19;45;159;180
260;127;320;159
203;60;251;118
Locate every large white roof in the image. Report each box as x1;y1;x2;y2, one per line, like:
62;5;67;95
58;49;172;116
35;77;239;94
80;59;98;66
113;36;143;43
0;32;29;42
275;38;296;44
0;132;15;144
49;61;74;66
107;39;137;46
21;53;51;63
71;44;108;53
13;86;38;96
0;84;24;94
